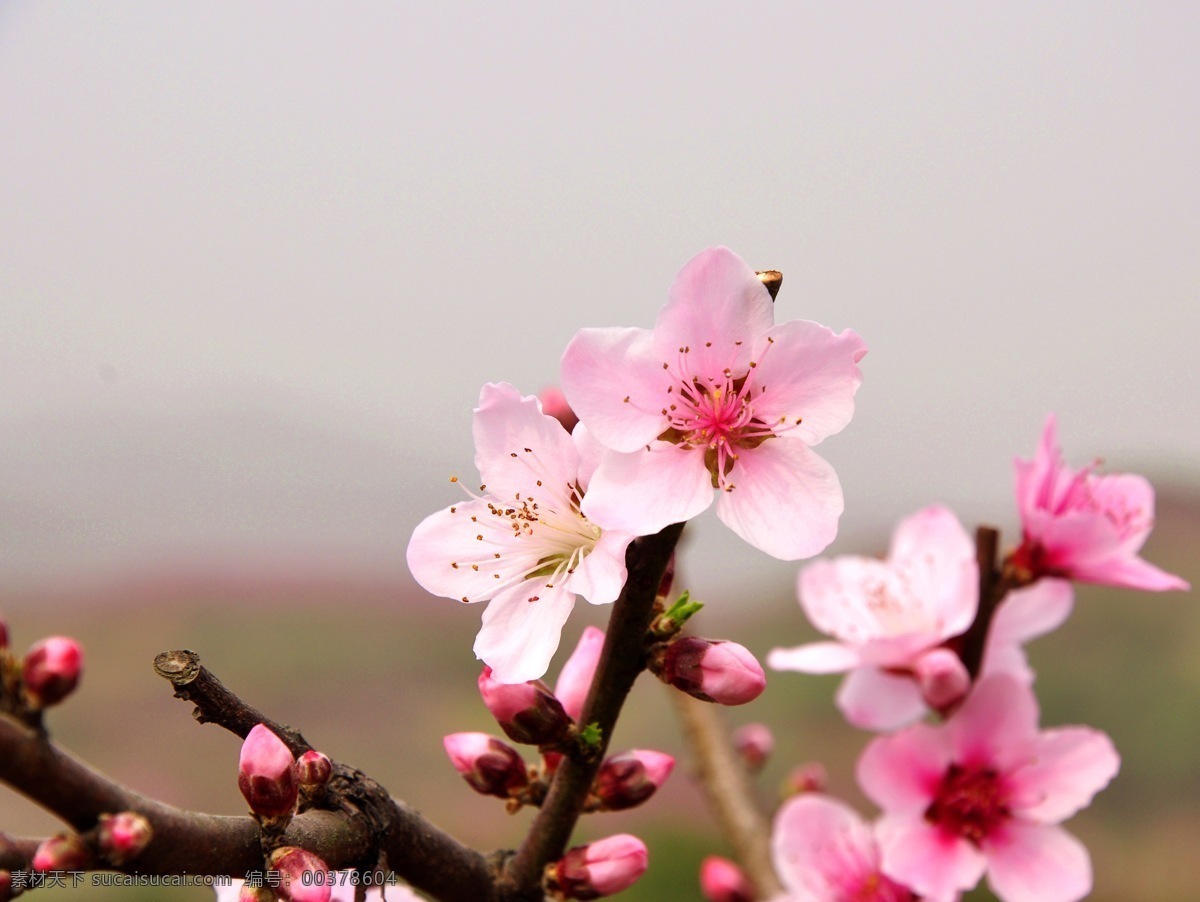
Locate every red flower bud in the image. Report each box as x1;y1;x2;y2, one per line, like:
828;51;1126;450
550;834;648;900
32;833;89;871
97;811;153;865
22;636;83;708
478;667;571;745
443;732;529;798
731;723;774;772
238;724;298;819
296;750;333;787
784;760;828;796
554;627;605;722
593;749;675;811
699;855;755;902
266;846;331;902
913;647;970;711
659;637;765;706
0;616;9;650
0;870;12;902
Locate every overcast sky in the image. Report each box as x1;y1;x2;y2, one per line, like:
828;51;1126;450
1;2;1197;595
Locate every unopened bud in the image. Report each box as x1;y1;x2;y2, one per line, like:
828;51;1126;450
266;846;331;902
478;667;572;746
593;750;675;811
97;811;153;865
443;732;529;798
731;723;774;772
22;636;83;708
0;871;11;902
699;855;755;902
658;637;766;706
554;627;605;722
538;386;579;433
32;833;89;871
549;834;648;900
0;616;8;650
238;724;298;819
296;750;333;787
913;647;970;711
783;761;828;796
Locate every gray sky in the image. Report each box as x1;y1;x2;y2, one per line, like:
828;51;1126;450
2;2;1197;595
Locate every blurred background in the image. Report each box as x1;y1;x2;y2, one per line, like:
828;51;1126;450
1;2;1197;899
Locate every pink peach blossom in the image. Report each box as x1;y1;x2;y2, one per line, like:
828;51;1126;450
560;246;866;560
770;793;922;902
554;625;606;721
1013;414;1187;591
857;675;1119;902
406;382;635;682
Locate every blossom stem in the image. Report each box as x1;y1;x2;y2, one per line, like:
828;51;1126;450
667;690;783;898
502;521;685;898
958;525;1008;679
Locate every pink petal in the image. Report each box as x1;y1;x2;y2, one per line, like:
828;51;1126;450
581;443;713;536
771;794;879;898
1068;550;1190;592
555;626;605;721
560;326;668;452
797;556;896;641
983;822;1092;902
857;723;951;815
982;579;1074;683
1014;414;1062;520
473;583;576;683
566;530;632;606
946;675;1039;771
407;500;535;604
748;319;867;447
887;506;978;638
837;667;928;731
715;440;843;560
472;383;578;499
1010;727;1120;823
653;246;774;379
766;641;861;674
876;816;987;900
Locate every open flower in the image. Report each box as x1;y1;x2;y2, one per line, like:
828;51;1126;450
770;793;924;902
560;246;866;560
858;675;1119;902
1012;414;1188;591
407;383;634;683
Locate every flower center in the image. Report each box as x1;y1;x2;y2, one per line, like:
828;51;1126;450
924;763;1011;845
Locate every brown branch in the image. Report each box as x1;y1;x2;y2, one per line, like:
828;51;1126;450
501;522;685;900
668;691;782;899
958;525;1006;680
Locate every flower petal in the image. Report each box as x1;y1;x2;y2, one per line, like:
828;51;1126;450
581;443;713;536
473;382;577;500
566;529;632;606
857;723;951;815
947;675;1040;771
560;326;668;452
748;319;867;447
876;816;987;900
1009;727;1120;823
653;246;774;379
767;641;861;674
772;794;879;899
407;500;534;604
837;667;928;731
983;822;1092;902
716;440;843;560
473;584;576;683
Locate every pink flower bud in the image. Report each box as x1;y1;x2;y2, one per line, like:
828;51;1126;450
478;667;572;745
659;638;766;706
22;636;83;708
97;811;153;865
443;732;529;798
266;846;331;902
731;723;774;772
593;749;675;811
296;750;333;787
554;627;606;722
238;724;298;819
699;855;755;902
551;834;648;900
0;616;8;650
913;647;970;711
784;761;828;795
538;386;579;433
32;833;89;871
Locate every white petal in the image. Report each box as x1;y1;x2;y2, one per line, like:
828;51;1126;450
473;382;578;501
566;529;632;605
474;584;576;683
581;443;714;536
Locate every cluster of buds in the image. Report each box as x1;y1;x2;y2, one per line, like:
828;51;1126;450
546;834;649;900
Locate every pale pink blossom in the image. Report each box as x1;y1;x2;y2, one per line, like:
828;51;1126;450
770;793;922;902
857;674;1119;902
406;382;634;682
560;246;866;560
767;506;979;729
1013;414;1188;591
554;625;606;721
